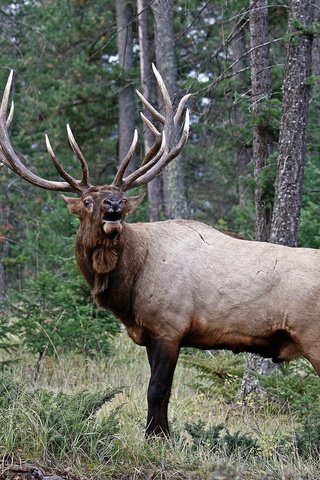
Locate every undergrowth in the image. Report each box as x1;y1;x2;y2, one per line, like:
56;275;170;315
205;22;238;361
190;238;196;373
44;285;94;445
0;374;121;467
0;336;320;479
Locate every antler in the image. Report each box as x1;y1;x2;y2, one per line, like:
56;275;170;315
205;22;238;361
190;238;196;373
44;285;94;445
0;71;91;193
112;64;190;191
0;66;189;194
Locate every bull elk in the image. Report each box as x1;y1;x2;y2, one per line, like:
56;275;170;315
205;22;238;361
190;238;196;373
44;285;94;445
1;67;320;438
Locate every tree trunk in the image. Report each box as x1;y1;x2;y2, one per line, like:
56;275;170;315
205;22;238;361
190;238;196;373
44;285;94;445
312;0;320;77
232;19;251;208
150;0;189;219
241;0;315;400
240;0;276;400
137;0;163;221
250;0;274;242
270;0;314;246
0;239;8;300
116;0;136;174
0;198;10;301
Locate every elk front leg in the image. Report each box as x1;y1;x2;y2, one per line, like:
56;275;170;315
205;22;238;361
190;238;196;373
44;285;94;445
145;338;180;438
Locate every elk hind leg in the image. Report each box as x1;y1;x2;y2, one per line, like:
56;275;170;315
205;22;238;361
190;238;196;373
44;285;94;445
305;353;320;375
302;344;320;375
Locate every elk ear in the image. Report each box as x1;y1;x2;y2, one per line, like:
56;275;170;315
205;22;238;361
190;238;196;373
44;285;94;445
126;193;146;216
62;195;83;216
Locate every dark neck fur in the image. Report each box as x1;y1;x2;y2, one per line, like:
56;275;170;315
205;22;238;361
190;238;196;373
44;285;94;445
74;223;147;322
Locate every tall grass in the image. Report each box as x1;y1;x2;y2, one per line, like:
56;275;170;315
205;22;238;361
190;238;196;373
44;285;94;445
1;335;320;479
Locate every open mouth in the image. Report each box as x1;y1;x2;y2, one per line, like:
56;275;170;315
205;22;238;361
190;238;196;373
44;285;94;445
102;212;123;237
102;212;123;223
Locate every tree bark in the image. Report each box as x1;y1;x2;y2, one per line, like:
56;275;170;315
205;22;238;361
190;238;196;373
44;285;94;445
312;0;320;77
0;196;10;301
137;0;163;221
241;0;315;400
240;0;276;400
232;18;251;208
150;0;189;219
250;0;274;242
0;239;8;300
116;0;136;174
270;0;314;246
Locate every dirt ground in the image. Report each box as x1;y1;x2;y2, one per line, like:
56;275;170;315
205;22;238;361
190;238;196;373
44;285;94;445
0;459;78;480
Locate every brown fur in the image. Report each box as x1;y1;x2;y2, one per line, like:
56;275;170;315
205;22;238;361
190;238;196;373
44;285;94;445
62;186;320;436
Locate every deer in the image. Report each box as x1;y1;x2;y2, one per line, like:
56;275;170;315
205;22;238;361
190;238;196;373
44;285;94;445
1;66;320;438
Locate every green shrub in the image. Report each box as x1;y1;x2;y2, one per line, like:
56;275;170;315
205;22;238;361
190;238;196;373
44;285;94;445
184;419;259;457
180;350;245;401
0;373;121;463
261;360;320;414
11;258;120;361
184;419;224;450
295;404;320;458
0;299;19;361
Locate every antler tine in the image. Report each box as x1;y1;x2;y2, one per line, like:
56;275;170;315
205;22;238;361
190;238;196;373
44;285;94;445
112;129;139;188
141;136;163;167
6;101;14;130
140;112;163;167
136;89;165;124
0;102;14;168
45;134;83;193
140;112;161;137
0;71;86;193
122;131;166;191
174;93;192;124
0;71;14;168
123;107;190;191
0;70;13;122
118;65;190;192
66;124;91;188
151;64;173;120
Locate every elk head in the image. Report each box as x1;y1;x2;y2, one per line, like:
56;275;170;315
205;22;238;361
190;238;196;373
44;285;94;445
0;66;190;245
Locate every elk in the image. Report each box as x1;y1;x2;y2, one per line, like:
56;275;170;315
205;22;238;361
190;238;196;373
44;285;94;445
1;67;320;438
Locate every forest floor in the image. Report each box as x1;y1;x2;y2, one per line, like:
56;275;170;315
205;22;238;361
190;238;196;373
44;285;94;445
0;334;320;480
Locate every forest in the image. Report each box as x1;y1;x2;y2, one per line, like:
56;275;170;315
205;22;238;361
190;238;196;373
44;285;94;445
1;0;320;479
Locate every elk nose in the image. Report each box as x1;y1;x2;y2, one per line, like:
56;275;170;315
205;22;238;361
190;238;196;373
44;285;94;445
102;198;124;212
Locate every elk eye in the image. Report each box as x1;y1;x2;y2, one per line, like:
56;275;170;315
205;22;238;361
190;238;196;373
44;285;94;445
83;199;93;208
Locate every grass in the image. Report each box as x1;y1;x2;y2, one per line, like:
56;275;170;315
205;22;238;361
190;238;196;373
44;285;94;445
1;334;320;479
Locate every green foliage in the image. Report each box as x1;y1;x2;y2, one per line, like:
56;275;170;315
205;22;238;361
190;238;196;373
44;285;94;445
13;262;119;359
0;373;22;409
290;19;320;39
251;98;282;134
222;430;259;457
223;203;255;239
299;199;320;248
181;351;245;400
261;360;320;414
0;299;19;359
183;419;259;457
296;404;320;458
184;419;224;450
0;373;121;462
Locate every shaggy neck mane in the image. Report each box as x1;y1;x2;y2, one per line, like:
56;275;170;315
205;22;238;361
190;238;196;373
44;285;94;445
91;232;122;297
75;223;147;306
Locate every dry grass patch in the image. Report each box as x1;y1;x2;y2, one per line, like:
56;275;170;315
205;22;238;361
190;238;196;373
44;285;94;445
0;335;320;479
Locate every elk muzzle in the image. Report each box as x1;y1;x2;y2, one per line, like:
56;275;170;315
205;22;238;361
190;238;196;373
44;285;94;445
101;198;125;236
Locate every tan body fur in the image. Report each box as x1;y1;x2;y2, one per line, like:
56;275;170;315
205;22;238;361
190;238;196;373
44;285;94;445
74;216;320;375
